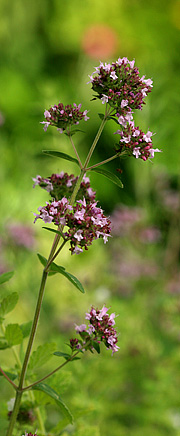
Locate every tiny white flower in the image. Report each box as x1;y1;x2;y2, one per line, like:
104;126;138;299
110;71;118;80
121;99;128;108
133;147;141;158
101;94;109;104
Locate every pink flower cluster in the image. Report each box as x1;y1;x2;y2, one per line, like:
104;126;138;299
40;102;89;132
114;120;161;161
34;197;111;254
22;433;38;436
88;57;161;161
88;57;153;112
70;305;119;355
33;173;96;203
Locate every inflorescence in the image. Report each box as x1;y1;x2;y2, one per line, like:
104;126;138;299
70;305;119;355
41;57;161;162
40;103;89;133
87;57;161;161
33;173;111;254
33;172;96;203
22;432;38;436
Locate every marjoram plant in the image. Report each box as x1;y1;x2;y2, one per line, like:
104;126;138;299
0;57;161;436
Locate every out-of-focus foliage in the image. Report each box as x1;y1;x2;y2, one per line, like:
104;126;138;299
0;1;180;435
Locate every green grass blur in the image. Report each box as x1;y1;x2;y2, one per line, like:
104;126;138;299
0;0;180;435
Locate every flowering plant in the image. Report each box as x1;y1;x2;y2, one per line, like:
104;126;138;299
0;57;161;436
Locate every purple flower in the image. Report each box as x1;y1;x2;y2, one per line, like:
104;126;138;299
33;172;96;204
88;58;153;113
40;102;89;133
34;196;111;255
115;122;161;161
71;306;119;355
22;432;38;436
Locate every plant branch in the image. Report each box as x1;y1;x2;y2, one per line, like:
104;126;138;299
68;133;83;169
86;153;120;170
44;239;67;271
0;367;18;390
22;351;80;391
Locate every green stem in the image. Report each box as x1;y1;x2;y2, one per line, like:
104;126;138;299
6;270;48;436
19;270;48;389
0;367;17;390
44;239;67;271
6;391;22;436
86;153;120;170
69;168;86;205
84;119;107;169
69;134;83;169
22;351;80;392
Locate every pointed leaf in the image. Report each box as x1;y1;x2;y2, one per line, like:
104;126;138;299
92;340;101;354
42;150;79;166
5;324;23;346
54;351;71;360
107;116;120;125
37;254;65;271
0;292;18;317
0;271;14;285
0;339;9;349
98;113;105;121
32;382;74;424
20;321;32;338
37;253;48;267
0;370;17;381
90;168;123;188
42;227;64;238
29;343;56;371
50;263;85;293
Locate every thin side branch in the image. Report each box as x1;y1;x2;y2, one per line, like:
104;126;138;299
0;367;18;390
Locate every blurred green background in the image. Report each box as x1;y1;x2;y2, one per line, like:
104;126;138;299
0;0;180;435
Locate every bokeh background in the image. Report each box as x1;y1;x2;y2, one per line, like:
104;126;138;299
0;0;180;435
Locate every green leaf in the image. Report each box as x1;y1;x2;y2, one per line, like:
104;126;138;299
0;339;9;349
92;340;101;354
5;324;23;346
37;253;48;267
54;351;71;360
0;370;17;381
106;116;120;125
0;292;18;317
42;150;79;166
37;254;84;292
42;227;64;237
32;383;74;424
98;113;105;120
50;263;85;293
0;271;14;285
29;343;56;371
90;167;123;188
20;321;32;338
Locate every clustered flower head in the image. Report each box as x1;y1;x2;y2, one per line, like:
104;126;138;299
88;57;153;112
88;57;161;161
34;197;111;254
33;173;96;203
22;432;38;436
114;120;161;161
70;305;119;355
40;102;89;133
